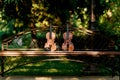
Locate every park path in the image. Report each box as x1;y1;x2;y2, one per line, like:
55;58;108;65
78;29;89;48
0;76;119;80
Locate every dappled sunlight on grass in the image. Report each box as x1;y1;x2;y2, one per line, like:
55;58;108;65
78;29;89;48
5;59;85;76
1;54;119;76
26;62;45;67
47;68;58;73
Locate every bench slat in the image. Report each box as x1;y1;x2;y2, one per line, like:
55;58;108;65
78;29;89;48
0;51;119;56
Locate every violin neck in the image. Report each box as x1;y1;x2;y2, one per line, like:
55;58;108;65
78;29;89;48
50;25;52;39
66;24;69;40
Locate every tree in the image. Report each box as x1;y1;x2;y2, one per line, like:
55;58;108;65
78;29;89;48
98;0;120;50
1;0;120;50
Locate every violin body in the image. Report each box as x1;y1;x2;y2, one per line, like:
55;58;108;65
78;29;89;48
44;27;57;51
62;32;74;51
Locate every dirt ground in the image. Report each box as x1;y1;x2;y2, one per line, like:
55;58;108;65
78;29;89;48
0;76;119;80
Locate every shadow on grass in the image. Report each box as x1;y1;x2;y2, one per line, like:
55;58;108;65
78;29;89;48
5;59;85;76
2;56;120;76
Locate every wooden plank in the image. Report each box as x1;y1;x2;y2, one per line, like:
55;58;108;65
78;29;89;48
0;51;120;56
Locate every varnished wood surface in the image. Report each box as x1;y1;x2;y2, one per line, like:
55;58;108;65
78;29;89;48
0;51;120;56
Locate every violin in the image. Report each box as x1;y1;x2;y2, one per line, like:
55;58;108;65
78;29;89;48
62;24;74;51
44;25;57;51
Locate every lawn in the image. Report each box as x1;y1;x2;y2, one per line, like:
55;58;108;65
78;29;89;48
1;56;117;76
3;56;85;76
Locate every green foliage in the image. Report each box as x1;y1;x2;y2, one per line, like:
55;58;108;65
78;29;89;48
70;8;89;28
1;0;91;29
0;0;92;44
98;0;120;35
98;0;120;50
1;0;120;50
31;1;58;27
3;0;20;4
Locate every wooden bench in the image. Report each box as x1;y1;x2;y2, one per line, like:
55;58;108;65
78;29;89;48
0;51;120;56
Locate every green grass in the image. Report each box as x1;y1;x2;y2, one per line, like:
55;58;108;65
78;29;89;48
4;56;85;76
6;61;85;76
2;56;118;76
